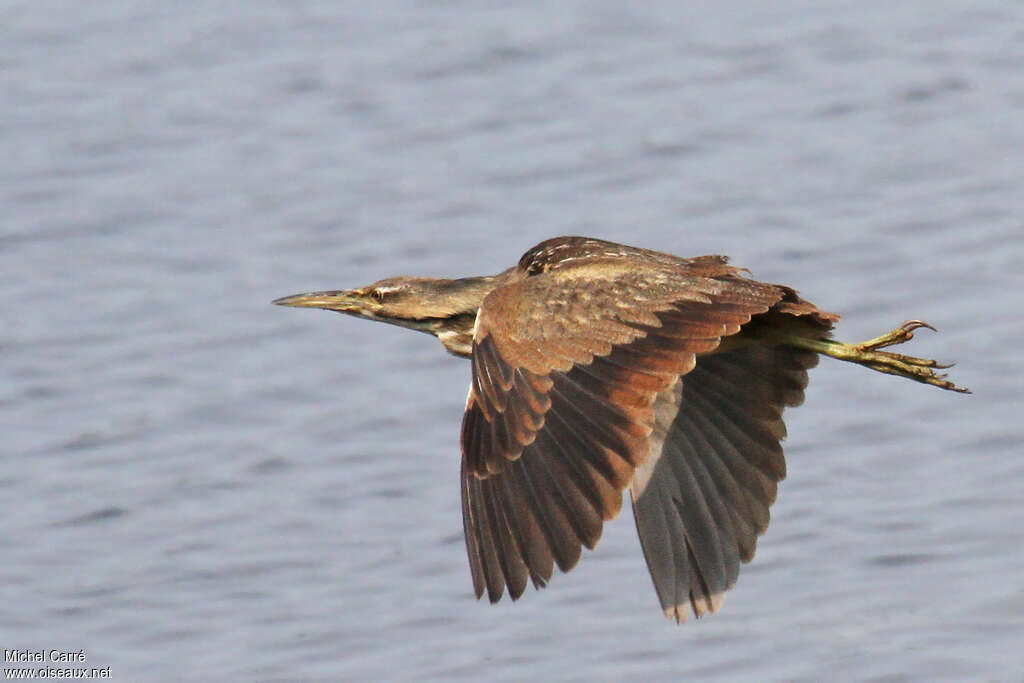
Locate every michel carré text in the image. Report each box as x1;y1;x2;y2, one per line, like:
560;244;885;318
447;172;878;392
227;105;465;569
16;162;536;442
5;649;86;663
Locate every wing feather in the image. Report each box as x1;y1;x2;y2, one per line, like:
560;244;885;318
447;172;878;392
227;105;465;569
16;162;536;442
629;343;820;620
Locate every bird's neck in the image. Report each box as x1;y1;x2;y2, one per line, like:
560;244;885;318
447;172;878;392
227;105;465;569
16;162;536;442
427;271;517;357
394;270;519;357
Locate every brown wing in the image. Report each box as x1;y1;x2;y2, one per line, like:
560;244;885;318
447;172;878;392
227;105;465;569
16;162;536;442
460;244;790;604
629;342;820;621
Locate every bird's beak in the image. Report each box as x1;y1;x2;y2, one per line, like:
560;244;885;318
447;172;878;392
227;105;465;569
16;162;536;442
272;290;365;313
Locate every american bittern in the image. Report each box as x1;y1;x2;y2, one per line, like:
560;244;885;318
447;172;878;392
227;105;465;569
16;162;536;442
274;236;967;622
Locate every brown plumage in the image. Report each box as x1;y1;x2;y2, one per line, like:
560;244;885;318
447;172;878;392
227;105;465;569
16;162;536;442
274;236;966;622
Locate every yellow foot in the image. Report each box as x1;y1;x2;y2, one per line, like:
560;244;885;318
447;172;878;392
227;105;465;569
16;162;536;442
834;320;969;393
768;320;970;393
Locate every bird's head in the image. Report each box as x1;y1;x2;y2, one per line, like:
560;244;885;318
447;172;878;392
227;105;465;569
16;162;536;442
273;275;497;357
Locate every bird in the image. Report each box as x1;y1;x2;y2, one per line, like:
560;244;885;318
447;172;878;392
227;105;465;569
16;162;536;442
273;236;967;622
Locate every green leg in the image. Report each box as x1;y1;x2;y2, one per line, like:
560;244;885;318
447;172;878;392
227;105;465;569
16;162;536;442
770;320;969;393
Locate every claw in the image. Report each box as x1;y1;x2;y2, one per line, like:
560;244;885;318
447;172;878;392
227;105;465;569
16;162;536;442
902;320;937;333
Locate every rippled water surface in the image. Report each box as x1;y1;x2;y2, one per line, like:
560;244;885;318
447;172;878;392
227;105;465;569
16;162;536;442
3;2;1023;680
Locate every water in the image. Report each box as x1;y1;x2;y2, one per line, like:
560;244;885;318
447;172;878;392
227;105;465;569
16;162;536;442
3;1;1023;680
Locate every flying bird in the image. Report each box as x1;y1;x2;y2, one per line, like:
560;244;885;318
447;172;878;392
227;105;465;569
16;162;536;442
274;236;967;622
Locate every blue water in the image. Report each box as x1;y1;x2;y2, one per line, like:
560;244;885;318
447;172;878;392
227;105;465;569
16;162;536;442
3;2;1023;680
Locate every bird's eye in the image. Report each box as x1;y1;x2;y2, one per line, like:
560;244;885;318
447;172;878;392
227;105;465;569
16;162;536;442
371;289;385;302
